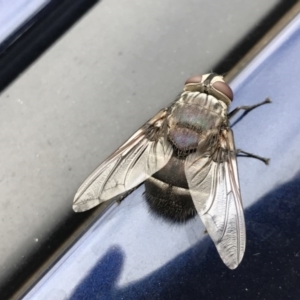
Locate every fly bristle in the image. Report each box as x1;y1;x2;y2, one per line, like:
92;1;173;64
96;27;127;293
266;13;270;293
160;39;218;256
176;147;196;158
144;188;197;223
180;122;202;133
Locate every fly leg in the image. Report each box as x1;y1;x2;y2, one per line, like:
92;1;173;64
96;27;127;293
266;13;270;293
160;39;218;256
116;188;137;205
236;149;270;165
228;98;271;119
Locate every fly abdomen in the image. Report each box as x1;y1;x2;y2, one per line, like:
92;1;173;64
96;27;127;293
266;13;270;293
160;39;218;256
144;154;197;223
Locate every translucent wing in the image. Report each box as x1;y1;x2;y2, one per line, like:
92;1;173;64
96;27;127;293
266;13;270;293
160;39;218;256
73;110;173;212
185;129;245;269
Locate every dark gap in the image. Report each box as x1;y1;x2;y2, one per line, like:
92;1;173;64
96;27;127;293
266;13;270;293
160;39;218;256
212;0;298;74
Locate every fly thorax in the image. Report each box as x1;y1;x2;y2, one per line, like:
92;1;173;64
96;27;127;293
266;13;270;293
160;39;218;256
167;92;227;152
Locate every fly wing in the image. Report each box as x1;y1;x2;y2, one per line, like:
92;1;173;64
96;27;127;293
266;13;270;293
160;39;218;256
73;109;173;212
185;129;245;269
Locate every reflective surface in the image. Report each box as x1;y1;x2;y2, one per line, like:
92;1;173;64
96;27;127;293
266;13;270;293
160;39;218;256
23;12;300;300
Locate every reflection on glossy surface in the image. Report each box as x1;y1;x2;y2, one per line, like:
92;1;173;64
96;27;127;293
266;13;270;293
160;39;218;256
71;172;300;299
24;13;300;300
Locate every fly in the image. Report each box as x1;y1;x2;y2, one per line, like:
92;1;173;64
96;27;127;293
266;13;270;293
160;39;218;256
73;73;270;269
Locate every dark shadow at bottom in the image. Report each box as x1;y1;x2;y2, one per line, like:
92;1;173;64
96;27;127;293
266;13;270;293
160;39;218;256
71;171;300;300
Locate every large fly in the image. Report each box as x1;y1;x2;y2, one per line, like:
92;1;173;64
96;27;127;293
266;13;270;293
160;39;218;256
73;73;270;269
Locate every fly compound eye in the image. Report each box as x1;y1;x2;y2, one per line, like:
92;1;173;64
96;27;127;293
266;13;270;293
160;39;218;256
185;75;202;85
212;81;233;102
